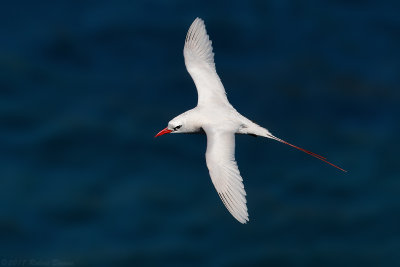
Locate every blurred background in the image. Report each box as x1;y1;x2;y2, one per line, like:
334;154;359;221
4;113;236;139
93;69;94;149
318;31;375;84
0;0;399;266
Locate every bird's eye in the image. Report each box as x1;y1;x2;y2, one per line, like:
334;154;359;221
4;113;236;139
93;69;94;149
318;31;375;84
174;125;182;131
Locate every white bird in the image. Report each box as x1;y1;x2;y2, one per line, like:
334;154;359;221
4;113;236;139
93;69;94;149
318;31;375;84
155;18;346;224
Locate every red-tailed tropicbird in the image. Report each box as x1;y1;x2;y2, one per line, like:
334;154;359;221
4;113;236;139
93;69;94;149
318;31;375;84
155;18;346;224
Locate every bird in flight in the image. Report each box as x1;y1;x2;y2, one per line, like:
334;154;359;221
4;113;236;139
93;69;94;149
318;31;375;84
155;18;346;224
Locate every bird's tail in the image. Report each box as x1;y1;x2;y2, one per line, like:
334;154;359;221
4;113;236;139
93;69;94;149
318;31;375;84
239;116;346;172
265;133;347;172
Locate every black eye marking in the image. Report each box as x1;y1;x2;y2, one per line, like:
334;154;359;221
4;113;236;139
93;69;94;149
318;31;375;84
173;125;182;131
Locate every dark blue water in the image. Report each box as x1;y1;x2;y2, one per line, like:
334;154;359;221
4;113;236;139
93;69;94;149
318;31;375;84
1;1;399;266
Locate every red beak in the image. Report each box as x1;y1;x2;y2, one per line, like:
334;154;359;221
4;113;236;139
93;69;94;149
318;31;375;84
155;127;172;137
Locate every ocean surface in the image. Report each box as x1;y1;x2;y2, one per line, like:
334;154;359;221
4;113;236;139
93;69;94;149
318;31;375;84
0;1;399;266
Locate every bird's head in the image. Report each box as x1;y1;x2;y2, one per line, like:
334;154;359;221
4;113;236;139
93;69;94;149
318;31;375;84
155;116;186;137
155;110;201;137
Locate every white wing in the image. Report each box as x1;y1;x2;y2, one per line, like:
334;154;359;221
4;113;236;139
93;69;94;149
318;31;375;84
204;127;249;223
184;18;231;107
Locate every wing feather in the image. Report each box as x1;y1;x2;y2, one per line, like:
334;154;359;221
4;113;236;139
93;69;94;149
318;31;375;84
184;18;231;107
204;128;249;223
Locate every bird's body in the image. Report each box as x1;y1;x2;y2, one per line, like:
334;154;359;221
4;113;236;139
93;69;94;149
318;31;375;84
155;18;345;224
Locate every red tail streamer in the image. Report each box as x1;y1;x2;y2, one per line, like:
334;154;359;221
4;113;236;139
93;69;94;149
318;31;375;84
278;139;347;172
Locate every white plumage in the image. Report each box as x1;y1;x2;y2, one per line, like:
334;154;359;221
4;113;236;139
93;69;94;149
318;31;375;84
205;128;248;223
184;18;230;107
184;18;248;222
155;18;346;224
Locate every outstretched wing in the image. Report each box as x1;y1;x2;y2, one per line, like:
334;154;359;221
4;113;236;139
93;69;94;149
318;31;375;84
204;128;249;223
184;18;231;107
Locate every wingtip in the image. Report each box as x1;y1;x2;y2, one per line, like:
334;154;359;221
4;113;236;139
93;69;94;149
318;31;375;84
184;16;216;70
189;17;206;31
240;216;249;224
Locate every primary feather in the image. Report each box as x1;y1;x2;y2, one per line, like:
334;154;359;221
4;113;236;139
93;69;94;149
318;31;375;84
204;127;249;224
184;18;230;107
